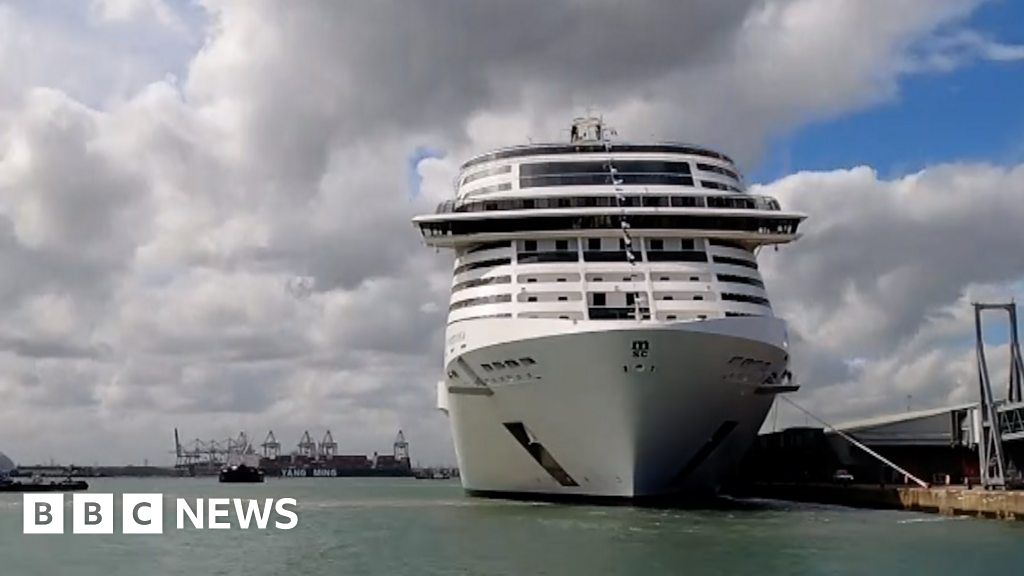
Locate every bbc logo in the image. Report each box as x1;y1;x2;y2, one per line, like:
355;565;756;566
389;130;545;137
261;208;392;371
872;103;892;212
23;494;163;535
24;494;298;534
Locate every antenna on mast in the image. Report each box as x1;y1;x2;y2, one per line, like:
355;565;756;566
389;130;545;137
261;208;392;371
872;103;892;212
570;115;615;143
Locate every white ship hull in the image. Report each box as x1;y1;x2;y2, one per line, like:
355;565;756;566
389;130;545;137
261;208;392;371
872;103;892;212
440;316;790;499
416;124;807;500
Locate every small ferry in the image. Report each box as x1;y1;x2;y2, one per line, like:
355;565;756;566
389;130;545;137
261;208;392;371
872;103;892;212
0;474;88;492
218;464;265;483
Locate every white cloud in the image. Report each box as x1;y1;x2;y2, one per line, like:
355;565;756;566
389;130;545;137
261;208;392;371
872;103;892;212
90;0;185;34
913;29;1024;71
0;0;1019;465
758;163;1024;425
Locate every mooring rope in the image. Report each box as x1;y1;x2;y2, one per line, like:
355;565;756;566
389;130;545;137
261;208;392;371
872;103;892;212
778;395;930;488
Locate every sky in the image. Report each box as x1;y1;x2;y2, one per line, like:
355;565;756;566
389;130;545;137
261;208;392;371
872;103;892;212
0;0;1023;466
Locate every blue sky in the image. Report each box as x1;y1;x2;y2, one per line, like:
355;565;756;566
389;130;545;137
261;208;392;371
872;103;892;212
751;0;1024;183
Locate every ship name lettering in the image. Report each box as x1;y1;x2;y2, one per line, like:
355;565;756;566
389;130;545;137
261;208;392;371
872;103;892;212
631;340;649;358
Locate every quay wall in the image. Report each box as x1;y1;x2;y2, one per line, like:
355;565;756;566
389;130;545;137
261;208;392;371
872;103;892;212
741;483;1024;520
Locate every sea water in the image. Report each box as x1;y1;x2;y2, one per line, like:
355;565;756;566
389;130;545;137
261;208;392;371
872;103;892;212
2;477;1023;575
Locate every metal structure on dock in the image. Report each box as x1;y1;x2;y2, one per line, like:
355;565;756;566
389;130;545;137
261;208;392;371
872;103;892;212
973;302;1024;489
394;430;410;461
261;431;281;458
319;430;338;459
173;428;255;473
298;430;318;459
174;427;413;476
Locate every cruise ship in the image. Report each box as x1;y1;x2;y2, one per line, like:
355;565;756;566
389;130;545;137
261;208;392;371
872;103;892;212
413;117;806;499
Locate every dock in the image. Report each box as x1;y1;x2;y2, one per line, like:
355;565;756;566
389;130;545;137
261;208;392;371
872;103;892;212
739;483;1024;520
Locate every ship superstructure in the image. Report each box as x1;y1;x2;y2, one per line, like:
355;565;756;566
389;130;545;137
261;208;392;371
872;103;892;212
413;117;806;498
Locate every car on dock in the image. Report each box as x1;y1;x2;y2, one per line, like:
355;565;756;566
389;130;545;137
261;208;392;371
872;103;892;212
832;469;855;485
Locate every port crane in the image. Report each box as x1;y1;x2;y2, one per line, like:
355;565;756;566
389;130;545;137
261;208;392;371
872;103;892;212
297;430;318;458
261;431;281;459
320;430;338;459
394;430;410;461
173;429;254;473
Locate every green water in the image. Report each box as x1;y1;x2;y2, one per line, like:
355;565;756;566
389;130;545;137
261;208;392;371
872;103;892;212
2;477;1023;575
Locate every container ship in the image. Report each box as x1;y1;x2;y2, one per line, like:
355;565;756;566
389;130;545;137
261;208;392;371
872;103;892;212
175;429;413;478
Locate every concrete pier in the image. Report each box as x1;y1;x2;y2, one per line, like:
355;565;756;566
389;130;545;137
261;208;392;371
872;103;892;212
740;483;1024;520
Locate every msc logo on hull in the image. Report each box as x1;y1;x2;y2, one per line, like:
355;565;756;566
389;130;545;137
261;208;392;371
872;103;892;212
631;340;649;358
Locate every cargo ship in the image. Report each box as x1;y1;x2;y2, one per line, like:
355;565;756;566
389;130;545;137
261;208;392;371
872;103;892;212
174;428;413;478
258;430;413;478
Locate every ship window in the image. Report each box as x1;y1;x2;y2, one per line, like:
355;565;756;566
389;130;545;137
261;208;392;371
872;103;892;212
680;239;695;250
626;293;636;306
722;293;771;306
588;238;601;250
670;196;702;207
660;276;669;281
462;182;512;198
461;164;512;186
713;256;759;270
555;240;569;251
480;364;493;372
426;215;800;238
527;296;537;302
593;276;603;281
690;276;699;281
519;160;694;189
506;360;520;368
707;196;756;209
520;357;536;365
449;294;512;311
559;315;570;319
663;296;674;301
453;258;511;275
643;196;669;207
647;251;708;263
557;278;566;282
649;239;664;251
557;296;568;301
479;195;672;213
667;315;677;320
698;315;707;320
452;275;512;292
593;293;606;306
701;181;729;191
527;278;537;283
696;163;740;181
693;295;704;301
717;274;765;288
524;240;537;252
